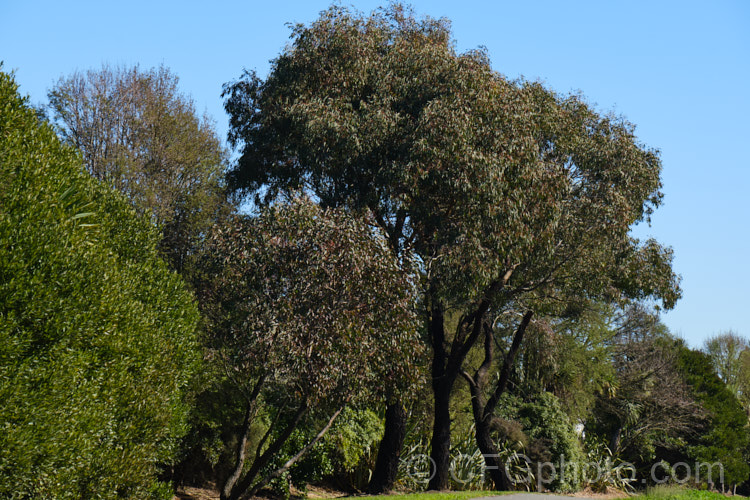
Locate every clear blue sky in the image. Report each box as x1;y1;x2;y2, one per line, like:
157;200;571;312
2;1;748;347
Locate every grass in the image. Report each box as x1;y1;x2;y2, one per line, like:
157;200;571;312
355;491;510;500
355;486;743;500
633;485;739;500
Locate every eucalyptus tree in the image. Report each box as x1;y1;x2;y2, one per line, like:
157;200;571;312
195;198;423;500
222;4;681;489
48;64;230;271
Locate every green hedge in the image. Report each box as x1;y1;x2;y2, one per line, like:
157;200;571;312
0;70;200;499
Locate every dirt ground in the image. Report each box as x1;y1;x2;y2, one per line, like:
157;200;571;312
174;484;349;500
174;485;219;500
570;487;631;499
174;485;630;500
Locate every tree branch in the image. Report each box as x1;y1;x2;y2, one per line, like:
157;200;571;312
228;400;308;500
460;369;478;389
484;310;533;418
248;404;347;497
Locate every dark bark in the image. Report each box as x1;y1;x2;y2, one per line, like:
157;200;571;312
429;382;454;490
426;274;516;491
368;401;408;494
463;311;533;491
220;376;266;500
427;302;453;490
485;311;533;416
368;208;409;493
460;319;511;490
221;403;254;500
472;401;511;490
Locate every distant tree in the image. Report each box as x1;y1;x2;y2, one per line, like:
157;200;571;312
678;348;750;490
194;198;423;500
0;70;200;498
48;64;231;271
703;331;749;397
222;5;681;489
593;335;702;461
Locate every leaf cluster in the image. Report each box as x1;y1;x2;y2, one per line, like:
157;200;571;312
195;197;425;410
0;70;201;498
223;4;680;312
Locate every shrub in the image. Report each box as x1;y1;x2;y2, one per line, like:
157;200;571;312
0;70;200;498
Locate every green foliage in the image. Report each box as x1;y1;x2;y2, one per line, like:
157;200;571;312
195;197;424;499
266;407;385;493
582;439;636;493
0;70;200;498
48;64;231;271
448;424;491;490
513;304;617;421
702;331;749;399
499;392;584;492
589;314;701;472
397;438;433;491
677;348;750;487
636;485;729;500
198;198;423;410
330;408;383;472
223;5;681;490
223;3;681;312
326;407;383;490
395;428;502;492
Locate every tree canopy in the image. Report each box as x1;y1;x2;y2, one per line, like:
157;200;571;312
194;197;424;500
0;70;200;498
678;348;750;488
703;331;749;398
48;64;231;271
223;5;679;308
222;4;681;489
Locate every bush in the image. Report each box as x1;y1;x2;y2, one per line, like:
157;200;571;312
518;392;584;491
638;485;729;500
0;70;200;498
678;348;750;489
495;392;583;492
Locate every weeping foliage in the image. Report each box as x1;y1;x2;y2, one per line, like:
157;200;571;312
222;5;681;490
193;198;425;500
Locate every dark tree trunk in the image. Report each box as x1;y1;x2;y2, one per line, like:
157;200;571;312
221;403;254;500
225;401;308;500
465;311;533;491
425;275;515;491
473;415;511;490
610;425;622;455
368;401;408;494
428;383;454;490
427;300;456;491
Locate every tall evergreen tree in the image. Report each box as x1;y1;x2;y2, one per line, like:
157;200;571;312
222;5;681;489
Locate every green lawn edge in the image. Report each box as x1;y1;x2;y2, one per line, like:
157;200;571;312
630;486;744;500
353;491;512;500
